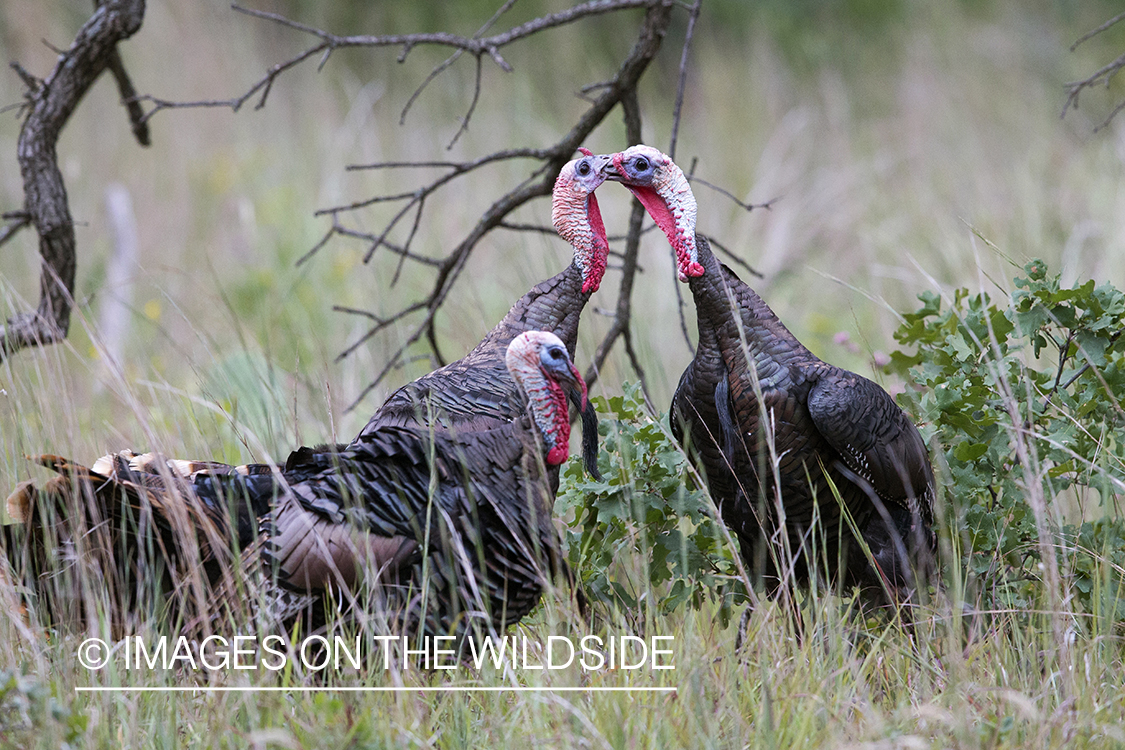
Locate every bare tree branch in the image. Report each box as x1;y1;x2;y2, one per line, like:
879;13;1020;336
446;54;484;150
95;0;150;146
689;175;780;213
400;0;519;135
135;0;658;125
668;0;701;161
105;48;150;146
0;213;32;248
300;149;551;269
1070;12;1125;52
703;235;764;279
341;1;677;411
1063;13;1125;131
2;0;147;362
1062;51;1125;130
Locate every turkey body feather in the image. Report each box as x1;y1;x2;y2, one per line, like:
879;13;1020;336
4;332;582;640
674;240;935;595
359;263;587;435
604;144;935;603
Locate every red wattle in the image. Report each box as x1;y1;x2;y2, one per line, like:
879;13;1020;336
542;374;572;466
625;185;678;243
583;192;608;293
619;180;699;282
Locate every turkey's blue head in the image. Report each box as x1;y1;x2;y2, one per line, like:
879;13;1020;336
506;331;587;466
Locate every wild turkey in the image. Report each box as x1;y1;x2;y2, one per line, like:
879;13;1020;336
5;331;588;640
352;150;611;477
605;145;935;604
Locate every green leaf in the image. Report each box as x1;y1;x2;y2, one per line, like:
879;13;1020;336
952;441;989;461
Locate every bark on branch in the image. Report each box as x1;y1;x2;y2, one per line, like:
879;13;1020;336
2;0;147;362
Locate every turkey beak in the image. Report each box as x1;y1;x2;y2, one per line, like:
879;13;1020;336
603;156;624;182
591;154;612;178
553;362;587;413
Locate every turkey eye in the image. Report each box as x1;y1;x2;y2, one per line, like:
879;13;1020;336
577;161;591;176
548;347;564;361
633;157;649;171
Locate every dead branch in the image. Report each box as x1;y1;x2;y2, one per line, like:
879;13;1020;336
401;0;518;146
0;212;32;248
1063;13;1125;131
1070;12;1125;52
668;0;702;161
95;0;150;146
136;0;658;126
703;235;764;279
337;1;677;411
2;0;147;362
689;176;780;213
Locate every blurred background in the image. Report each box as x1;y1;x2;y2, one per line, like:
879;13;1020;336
2;0;1124;479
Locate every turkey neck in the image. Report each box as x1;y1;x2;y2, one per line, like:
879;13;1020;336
688;235;817;385
472;261;589;358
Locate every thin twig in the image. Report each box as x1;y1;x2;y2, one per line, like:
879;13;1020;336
296;224;338;267
689;176;780;213
704;235;764;279
400;49;466;125
390;197;427;287
332;305;384;323
668;0;701;160
347;160;464;171
1070;12;1125;51
623;329;653;405
136;43;327;122
496;221;555;234
670;251;693;354
139;1;658;125
313;151;551;269
10;62;41;92
1061;50;1125;128
349;148;545;172
0;214;32;248
1094;99;1125;132
446;54;484;149
334;225;442;267
402;0;518;133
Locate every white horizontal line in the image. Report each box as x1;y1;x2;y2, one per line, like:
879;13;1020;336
75;686;677;693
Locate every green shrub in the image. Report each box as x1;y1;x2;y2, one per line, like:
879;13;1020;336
0;670;87;748
888;258;1125;622
556;383;746;624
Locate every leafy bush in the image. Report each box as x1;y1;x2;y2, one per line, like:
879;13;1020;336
556;384;746;624
888;258;1125;620
0;670;87;748
558;261;1125;629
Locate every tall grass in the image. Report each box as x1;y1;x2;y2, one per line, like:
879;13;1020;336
2;1;1125;747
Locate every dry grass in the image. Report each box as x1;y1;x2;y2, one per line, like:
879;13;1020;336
2;1;1125;747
